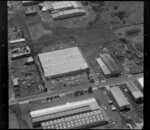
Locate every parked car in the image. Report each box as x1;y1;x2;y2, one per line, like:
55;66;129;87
111;105;117;111
102;91;107;95
108;99;113;104
101;80;106;83
41;100;46;104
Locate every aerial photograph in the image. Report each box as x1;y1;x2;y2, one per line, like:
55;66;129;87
8;1;143;129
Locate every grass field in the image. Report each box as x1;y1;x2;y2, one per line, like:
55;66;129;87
10;57;44;98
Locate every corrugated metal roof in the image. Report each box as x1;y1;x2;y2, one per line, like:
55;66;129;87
110;87;130;109
41;108;108;129
96;58;111;75
22;1;34;4
38;47;88;78
52;8;86;19
30;98;99;118
126;81;143;100
52;1;80;10
100;53;119;73
138;77;143;88
32;106;91;123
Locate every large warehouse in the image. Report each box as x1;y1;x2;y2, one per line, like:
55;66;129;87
125;81;143;102
30;98;109;128
110;86;130;110
38;47;89;78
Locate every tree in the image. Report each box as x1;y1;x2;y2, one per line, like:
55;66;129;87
90;79;95;83
88;86;93;94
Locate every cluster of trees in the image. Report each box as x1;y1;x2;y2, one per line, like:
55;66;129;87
74;86;93;97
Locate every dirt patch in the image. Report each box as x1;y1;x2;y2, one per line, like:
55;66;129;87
28;23;53;42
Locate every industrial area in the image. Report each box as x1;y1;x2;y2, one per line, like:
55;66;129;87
8;1;143;129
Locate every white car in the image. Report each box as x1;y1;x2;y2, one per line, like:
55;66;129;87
41;100;46;104
111;105;116;111
101;80;106;83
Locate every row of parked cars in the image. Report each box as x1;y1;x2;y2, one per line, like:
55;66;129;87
102;90;117;111
41;95;60;104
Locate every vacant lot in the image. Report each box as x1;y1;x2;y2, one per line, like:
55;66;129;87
96;1;143;29
114;24;143;54
10;57;44;98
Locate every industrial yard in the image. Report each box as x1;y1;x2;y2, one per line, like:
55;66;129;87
8;1;143;129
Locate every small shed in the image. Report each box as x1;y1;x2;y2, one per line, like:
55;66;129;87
12;78;19;87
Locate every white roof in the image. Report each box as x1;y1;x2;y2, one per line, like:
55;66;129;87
9;38;25;44
96;58;111;75
38;47;88;78
30;98;99;118
27;57;33;62
41;2;53;11
126;81;143;99
138;77;143;88
52;1;80;10
52;8;86;19
110;87;130;108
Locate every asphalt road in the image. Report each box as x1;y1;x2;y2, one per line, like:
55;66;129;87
9;73;143;105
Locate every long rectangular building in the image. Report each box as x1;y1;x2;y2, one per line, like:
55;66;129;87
41;109;109;129
38;47;88;78
41;1;81;12
96;58;111;77
22;1;37;6
30;98;109;128
100;53;121;76
52;8;86;20
30;98;99;118
110;87;130;110
125;81;143;102
9;38;25;44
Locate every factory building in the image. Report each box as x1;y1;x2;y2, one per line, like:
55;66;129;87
30;98;109;128
100;53;121;77
96;58;111;77
38;47;89;79
25;7;37;16
40;1;82;12
52;8;86;20
110;87;130;111
125;81;143;102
